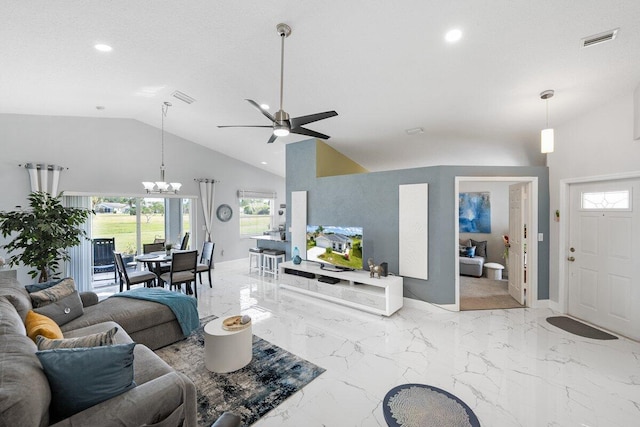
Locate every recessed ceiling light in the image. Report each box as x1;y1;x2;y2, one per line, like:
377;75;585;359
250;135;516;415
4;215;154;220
261;161;268;165
445;29;462;43
260;104;270;110
405;127;424;136
94;43;112;52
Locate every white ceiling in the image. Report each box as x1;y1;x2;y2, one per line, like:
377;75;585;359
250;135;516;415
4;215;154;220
3;1;640;177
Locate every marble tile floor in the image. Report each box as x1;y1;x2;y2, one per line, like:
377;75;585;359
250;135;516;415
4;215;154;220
96;259;640;426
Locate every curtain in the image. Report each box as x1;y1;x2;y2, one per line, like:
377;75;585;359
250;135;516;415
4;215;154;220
63;196;93;292
196;178;217;242
24;163;64;195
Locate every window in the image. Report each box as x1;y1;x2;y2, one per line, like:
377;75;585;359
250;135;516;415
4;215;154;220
238;190;276;237
581;190;631;210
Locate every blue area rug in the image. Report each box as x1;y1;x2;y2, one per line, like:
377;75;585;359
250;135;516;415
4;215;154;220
383;384;480;427
156;315;325;426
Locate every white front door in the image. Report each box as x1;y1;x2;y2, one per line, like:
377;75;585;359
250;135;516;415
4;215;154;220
568;180;640;340
508;183;527;305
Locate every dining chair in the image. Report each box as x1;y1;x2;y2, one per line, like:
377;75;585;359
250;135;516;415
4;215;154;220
178;232;190;250
160;250;198;298
196;241;215;287
153;236;166;244
143;242;165;254
93;237;116;282
114;251;158;292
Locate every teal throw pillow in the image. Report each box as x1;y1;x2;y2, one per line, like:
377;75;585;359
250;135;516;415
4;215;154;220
25;278;66;293
36;343;136;422
465;246;477;258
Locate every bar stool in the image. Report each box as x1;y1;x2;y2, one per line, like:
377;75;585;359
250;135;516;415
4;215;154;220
249;247;264;275
261;249;286;278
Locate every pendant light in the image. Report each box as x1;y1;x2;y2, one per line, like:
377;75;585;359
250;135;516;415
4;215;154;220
142;102;182;193
540;90;555;153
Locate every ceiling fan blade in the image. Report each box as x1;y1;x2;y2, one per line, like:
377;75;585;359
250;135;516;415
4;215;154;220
267;133;278;144
217;125;273;128
246;99;277;123
290;111;338;128
290;126;330;140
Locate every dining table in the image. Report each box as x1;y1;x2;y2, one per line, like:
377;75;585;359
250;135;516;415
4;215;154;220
134;252;172;285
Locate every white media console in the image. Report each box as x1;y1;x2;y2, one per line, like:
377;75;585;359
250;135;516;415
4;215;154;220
278;261;403;316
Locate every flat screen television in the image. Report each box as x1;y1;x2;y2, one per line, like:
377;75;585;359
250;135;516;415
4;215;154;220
305;225;363;271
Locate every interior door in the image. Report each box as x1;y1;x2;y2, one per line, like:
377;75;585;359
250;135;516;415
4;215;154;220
508;183;527;305
568;180;640;340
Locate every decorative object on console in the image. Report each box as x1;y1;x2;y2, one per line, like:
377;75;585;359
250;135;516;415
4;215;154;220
142;101;182;194
292;246;302;264
367;258;384;278
459;192;491;233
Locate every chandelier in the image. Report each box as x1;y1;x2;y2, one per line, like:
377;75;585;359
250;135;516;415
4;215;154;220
142;101;182;194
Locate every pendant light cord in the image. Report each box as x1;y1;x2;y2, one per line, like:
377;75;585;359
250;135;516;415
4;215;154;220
160;102;171;181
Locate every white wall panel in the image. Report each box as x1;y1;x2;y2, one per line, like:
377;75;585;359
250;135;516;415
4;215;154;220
399;183;428;279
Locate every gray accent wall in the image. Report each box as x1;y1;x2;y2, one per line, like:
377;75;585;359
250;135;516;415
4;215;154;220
286;139;549;304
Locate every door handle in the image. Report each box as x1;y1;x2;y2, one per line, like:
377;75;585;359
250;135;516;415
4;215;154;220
567;256;575;262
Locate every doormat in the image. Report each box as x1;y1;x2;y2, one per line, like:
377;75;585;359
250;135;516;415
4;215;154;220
546;316;618;340
156;315;325;426
383;383;481;427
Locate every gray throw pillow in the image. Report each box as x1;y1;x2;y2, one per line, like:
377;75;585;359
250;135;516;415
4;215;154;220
36;326;118;350
36;343;136;422
29;278;76;308
33;291;84;326
471;239;487;258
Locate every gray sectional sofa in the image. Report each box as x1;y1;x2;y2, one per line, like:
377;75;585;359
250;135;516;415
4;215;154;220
0;273;197;426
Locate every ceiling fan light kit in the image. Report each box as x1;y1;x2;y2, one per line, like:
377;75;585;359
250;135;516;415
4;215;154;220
218;23;338;143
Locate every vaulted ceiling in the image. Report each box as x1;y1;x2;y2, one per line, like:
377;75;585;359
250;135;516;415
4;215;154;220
3;1;640;177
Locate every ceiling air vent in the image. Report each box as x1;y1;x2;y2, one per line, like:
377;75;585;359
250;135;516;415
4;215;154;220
581;28;619;48
172;90;196;104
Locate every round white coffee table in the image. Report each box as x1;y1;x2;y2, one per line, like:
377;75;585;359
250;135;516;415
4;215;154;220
203;317;252;373
484;262;505;280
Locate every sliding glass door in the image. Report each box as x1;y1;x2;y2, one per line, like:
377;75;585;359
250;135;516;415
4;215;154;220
65;195;194;292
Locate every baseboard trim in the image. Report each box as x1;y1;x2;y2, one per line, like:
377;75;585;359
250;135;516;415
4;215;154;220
403;297;459;312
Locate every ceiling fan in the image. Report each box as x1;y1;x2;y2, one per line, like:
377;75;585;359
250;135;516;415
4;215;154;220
218;23;338;144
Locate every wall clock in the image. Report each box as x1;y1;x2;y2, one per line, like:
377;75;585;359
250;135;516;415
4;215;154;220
216;204;233;222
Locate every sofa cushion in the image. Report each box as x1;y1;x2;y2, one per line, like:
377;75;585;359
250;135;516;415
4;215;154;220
36;343;137;422
0;334;51;427
33;291;84;326
25;310;64;342
29;278;76;308
464;246;477;258
0;296;27;336
0;276;33;320
60;297;176;334
36;326;118;350
471;239;487;258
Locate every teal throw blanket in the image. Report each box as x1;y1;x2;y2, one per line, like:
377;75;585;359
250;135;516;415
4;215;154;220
112;288;199;336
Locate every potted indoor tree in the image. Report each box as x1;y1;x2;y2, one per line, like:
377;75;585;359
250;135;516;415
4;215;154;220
0;191;94;282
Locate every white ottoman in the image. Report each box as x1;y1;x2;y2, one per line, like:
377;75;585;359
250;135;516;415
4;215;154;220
484;262;505;280
204;317;252;373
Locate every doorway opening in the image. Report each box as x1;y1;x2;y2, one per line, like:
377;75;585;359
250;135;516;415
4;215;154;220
454;176;539;311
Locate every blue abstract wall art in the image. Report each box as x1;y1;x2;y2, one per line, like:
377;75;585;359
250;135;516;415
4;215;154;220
459;192;491;233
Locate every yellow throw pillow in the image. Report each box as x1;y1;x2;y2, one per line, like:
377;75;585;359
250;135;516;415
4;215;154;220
25;310;63;342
